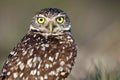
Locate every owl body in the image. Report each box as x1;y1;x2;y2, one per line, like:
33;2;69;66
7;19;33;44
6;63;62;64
0;31;76;80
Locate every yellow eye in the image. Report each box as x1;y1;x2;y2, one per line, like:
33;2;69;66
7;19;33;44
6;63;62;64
37;17;45;24
56;17;64;23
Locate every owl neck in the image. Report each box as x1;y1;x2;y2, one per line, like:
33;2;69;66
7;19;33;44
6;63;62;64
28;29;71;39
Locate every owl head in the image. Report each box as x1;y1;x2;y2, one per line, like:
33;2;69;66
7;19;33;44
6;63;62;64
29;8;71;34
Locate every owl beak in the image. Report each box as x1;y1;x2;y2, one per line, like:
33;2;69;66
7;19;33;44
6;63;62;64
48;22;53;32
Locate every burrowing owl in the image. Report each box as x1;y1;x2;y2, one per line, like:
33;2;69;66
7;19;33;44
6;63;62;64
0;8;77;80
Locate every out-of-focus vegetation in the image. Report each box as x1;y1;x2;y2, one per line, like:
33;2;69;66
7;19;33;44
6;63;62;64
0;1;120;80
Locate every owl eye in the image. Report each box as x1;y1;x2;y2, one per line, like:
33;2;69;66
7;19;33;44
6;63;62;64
56;17;64;23
37;17;45;24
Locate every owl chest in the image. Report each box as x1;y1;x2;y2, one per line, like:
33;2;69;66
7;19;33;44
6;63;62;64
28;35;73;54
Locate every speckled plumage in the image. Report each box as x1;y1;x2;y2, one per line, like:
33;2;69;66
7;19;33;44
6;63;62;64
0;8;77;80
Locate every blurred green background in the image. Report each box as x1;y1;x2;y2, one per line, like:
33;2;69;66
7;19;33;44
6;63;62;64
0;0;120;80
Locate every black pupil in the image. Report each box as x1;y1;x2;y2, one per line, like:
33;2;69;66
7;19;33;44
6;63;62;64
40;18;43;21
58;18;61;21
